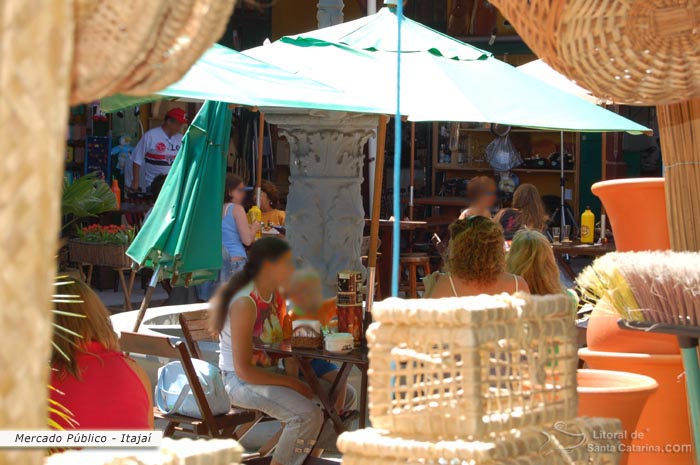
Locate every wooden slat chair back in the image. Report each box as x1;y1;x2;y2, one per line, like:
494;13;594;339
178;310;283;457
119;331;256;439
179;309;215;360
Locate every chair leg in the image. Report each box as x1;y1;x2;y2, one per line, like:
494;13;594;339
409;264;417;298
163;421;177;437
258;426;284;456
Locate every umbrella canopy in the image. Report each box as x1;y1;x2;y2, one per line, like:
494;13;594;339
246;7;650;134
101;44;394;115
518;59;603;104
126;100;231;286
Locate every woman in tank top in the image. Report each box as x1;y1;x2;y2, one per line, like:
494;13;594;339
221;174;260;282
214;237;323;465
427;216;530;298
50;280;152;430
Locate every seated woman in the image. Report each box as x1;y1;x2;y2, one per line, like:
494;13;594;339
215;237;323;465
506;229;564;295
495;183;549;240
459;176;497;219
50;280;153;430
426;216;529;298
260;180;286;226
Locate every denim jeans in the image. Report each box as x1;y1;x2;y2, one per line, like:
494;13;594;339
195;249;246;301
223;371;323;465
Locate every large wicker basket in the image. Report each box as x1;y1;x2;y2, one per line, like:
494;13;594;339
338;418;621;465
68;239;132;268
491;0;700;105
367;294;578;440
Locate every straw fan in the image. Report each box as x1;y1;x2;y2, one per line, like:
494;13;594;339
491;0;700;251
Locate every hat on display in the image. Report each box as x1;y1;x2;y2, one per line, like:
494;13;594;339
165;108;189;124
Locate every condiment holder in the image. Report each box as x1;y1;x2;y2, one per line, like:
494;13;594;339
324;332;354;355
291;319;322;349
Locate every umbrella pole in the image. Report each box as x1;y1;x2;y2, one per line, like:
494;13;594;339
256;111;265;207
409;122;415;220
367;115;388;313
560;131;566;230
132;265;162;332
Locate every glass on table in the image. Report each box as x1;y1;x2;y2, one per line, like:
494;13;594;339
552;227;561;244
562;224;572;243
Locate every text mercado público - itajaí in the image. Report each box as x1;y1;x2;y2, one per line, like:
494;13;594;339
2;431;161;448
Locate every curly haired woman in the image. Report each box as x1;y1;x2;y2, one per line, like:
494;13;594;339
426;216;529;298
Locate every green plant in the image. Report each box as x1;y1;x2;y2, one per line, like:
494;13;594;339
48;277;84;430
75;224;135;245
62;173;117;233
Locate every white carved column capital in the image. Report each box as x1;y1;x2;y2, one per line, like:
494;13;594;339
317;0;344;28
263;110;378;297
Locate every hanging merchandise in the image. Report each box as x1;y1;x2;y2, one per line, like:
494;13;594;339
486;125;522;171
110;135;134;175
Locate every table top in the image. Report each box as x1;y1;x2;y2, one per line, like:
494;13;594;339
255;341;368;365
365;219;428;230
413;196;469;207
552;240;615;256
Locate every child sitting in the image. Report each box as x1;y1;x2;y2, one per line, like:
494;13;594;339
285;268;356;416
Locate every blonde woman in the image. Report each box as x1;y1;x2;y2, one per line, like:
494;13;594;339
50;280;153;429
427;216;529;298
506;229;564;295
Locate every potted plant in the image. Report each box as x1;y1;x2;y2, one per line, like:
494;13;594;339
69;224;135;268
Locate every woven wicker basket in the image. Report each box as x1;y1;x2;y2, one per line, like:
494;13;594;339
338;418;621;465
68;239;132;268
291;325;323;349
368;294;578;440
491;0;700;105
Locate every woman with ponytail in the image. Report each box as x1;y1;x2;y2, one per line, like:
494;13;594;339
215;237;322;465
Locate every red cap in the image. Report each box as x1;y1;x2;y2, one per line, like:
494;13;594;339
165;108;188;124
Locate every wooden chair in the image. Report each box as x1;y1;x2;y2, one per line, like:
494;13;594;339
399;253;432;298
120;331;256;439
179;310;282;456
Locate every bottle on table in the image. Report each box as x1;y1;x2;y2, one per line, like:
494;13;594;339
581;206;595;244
111;178;121;210
247;205;262;239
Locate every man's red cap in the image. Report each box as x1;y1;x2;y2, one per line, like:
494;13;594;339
165;108;188;124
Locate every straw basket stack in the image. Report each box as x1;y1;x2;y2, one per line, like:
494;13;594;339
338;294;623;465
490;0;700;252
1;0;235;464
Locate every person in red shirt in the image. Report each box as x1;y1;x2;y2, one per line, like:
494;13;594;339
50;280;152;430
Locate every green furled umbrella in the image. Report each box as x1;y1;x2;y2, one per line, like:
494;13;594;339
128;100;231;331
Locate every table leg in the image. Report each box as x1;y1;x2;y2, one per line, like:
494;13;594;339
116;268;132;312
296;357;346;434
86;264;94;285
328;362;352;407
359;365;368;429
555;253;577;281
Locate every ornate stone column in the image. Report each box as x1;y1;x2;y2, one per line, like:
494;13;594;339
317;0;344;28
265;111;378;297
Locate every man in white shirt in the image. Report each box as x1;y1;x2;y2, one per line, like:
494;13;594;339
130;107;188;192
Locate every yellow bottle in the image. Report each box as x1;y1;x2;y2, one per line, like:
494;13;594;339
247;205;262;239
581;206;595;244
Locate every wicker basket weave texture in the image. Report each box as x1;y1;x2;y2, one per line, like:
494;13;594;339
0;1;73;464
491;0;700;105
70;0;236;104
338;418;622;465
68;240;133;268
368;294;578;440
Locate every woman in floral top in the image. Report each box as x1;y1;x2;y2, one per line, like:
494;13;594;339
215;237;322;465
